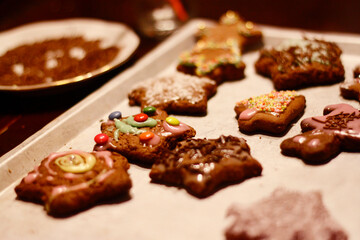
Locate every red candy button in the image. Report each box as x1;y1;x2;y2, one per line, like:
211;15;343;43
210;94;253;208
134;113;148;122
139;131;154;141
94;133;109;144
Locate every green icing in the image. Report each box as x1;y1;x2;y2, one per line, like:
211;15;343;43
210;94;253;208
125;116;157;128
114;119;146;136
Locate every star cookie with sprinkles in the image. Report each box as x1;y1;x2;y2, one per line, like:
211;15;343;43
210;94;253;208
177;39;246;84
94;107;196;165
234;90;306;134
15;150;132;217
340;65;360;102
150;135;262;198
128;72;217;115
281;103;360;164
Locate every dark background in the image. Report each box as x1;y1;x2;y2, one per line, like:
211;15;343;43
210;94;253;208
1;0;360;34
0;0;359;157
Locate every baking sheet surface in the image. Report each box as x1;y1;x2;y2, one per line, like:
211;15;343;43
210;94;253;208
1;20;359;239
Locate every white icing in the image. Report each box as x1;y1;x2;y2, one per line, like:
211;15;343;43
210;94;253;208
132;72;216;105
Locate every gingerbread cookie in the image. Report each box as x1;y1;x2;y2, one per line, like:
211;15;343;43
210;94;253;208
177;39;246;84
15;150;132;216
281;103;360;164
128;72;217;115
196;10;263;53
255;38;345;90
234;90;305;134
340;66;360;102
94;107;196;165
225;188;348;240
150;135;262;197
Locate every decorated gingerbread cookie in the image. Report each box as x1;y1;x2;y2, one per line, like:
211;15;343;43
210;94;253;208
234;90;306;134
94;107;196;165
128;72;217;115
196;10;263;53
340;66;360;102
225;188;348;240
15;150;132;216
150;135;262;197
281;103;360;164
255;38;345;90
177;39;246;84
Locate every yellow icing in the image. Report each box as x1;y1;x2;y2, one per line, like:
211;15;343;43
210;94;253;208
55;153;96;173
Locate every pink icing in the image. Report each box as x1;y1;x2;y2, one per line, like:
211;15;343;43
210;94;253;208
143;133;161;146
94;151;113;168
24;166;40;184
51;182;88;198
97;169;115;183
239;108;258;120
163;121;190;135
302;103;360;131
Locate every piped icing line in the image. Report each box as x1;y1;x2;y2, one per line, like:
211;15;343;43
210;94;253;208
238;90;298;119
54;152;96;173
46;168;116;210
239;108;258;120
114;119;146;137
125;115;157;128
24;166;40;184
94;151;113;168
163;121;190;135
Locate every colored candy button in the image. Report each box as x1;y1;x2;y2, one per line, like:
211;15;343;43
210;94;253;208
139;131;154;141
134;113;148;122
109;111;122;120
143;106;156;115
166;116;180;126
94;133;109;144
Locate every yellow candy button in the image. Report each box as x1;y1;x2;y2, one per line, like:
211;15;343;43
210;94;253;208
166;116;180;126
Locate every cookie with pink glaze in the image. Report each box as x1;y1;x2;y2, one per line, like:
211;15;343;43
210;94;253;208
15;150;132;217
94;107;196;165
225;188;348;240
281;103;360;164
234;90;305;134
150;135;262;198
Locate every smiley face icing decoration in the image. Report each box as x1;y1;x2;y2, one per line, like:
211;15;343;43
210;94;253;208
94;107;196;165
280;103;360;164
15;150;132;217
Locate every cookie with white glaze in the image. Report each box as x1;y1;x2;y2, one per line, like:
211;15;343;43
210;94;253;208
128;72;217;115
94;108;196;165
225;188;348;240
234;90;305;134
15;150;131;217
150;135;262;197
281;103;360;164
255;38;345;90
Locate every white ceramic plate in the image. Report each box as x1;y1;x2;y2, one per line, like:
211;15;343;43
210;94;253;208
0;18;140;92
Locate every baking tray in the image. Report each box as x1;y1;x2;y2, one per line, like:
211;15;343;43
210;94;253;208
1;19;359;239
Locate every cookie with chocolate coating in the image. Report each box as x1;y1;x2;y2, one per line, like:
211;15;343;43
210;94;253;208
255;38;345;90
150;135;262;197
128;72;217;115
94;108;196;165
15;150;132;217
234;90;305;134
281;103;360;164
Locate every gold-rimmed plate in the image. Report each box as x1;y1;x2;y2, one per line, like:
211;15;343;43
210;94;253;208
0;18;140;92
